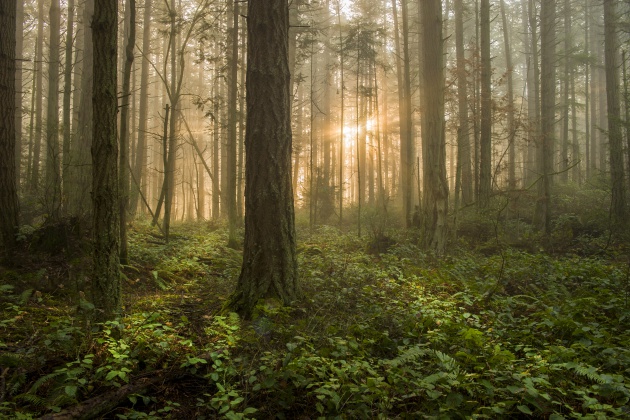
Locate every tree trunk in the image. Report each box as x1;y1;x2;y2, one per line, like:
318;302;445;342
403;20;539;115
0;0;19;252
62;0;75;213
226;0;239;247
559;0;571;183
71;0;94;217
500;0;516;190
45;0;62;220
589;10;598;175
623;51;630;199
337;0;344;225
603;0;627;225
478;0;491;205
400;0;413;227
15;0;23;188
130;0;152;216
455;0;472;208
91;0;120;322
163;0;178;241
119;0;136;264
421;0;448;254
30;0;45;193
535;0;556;234
227;0;298;319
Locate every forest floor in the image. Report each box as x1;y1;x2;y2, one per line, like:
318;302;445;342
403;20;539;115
1;216;630;419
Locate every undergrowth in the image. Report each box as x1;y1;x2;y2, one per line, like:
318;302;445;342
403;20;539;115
1;222;629;419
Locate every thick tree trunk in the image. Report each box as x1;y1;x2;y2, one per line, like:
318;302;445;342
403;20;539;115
603;0;626;225
227;0;298;319
421;0;448;254
91;0;120;322
0;0;19;252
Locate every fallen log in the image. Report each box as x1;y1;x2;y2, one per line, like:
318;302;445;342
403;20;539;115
39;368;177;420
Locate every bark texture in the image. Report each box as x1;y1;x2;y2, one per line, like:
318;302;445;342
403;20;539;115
421;0;448;254
92;0;120;322
0;0;19;251
603;0;626;225
227;0;298;318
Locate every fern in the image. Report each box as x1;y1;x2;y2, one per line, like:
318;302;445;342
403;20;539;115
14;392;47;408
563;362;608;384
434;350;461;379
27;370;66;395
386;345;428;367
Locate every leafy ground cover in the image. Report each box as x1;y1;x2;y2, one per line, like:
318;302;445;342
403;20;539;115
1;221;629;419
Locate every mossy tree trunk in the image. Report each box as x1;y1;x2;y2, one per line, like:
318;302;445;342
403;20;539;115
227;0;298;319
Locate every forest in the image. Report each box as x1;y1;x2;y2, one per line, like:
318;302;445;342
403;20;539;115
1;0;630;418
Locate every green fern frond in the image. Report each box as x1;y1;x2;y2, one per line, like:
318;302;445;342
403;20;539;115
14;392;47;407
27;370;66;395
386;345;428;367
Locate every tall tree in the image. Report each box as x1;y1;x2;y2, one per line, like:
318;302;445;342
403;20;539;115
130;0;153;215
119;0;136;264
62;0;75;211
0;0;19;252
226;0;239;247
92;0;120;322
455;0;472;208
15;0;23;186
500;0;516;190
227;0;298;318
603;0;626;225
30;0;45;192
71;0;95;217
536;0;556;233
400;0;414;226
478;0;492;205
421;0;448;253
46;0;62;220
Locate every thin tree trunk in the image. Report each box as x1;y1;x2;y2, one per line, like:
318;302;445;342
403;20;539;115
226;0;239;247
130;0;152;216
62;0;75;212
400;0;413;227
119;0;136;264
536;0;556;234
30;0;45;192
479;0;491;205
455;0;472;208
46;0;62;220
500;0;516;190
15;0;23;188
